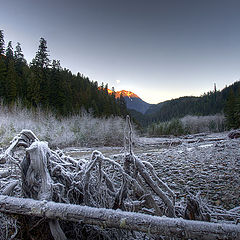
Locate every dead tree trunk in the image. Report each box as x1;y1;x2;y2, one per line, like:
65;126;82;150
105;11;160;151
0;195;239;240
21;141;67;240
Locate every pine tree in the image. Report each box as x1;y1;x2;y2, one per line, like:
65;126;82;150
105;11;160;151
0;56;7;98
30;38;51;107
18;64;30;102
118;94;128;116
6;41;13;59
5;59;17;104
14;42;26;63
32;37;50;68
12;42;28;100
233;93;240;129
0;30;6;98
27;71;41;107
49;59;64;112
224;89;236;129
0;30;4;55
5;41;14;69
0;32;130;118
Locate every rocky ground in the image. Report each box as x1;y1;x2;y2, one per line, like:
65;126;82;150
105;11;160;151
0;131;239;239
1;130;239;211
137;133;240;210
64;131;240;210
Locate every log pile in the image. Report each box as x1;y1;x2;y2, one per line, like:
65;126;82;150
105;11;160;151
0;117;239;239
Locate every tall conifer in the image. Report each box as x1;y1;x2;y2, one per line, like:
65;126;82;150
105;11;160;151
14;42;26;63
0;30;4;55
32;37;50;68
6;41;13;59
6;59;17;103
0;56;6;98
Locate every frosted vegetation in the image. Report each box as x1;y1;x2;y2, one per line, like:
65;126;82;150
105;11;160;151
0;125;239;239
0;101;126;148
148;114;225;136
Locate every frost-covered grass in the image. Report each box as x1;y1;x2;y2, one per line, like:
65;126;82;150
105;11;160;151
181;114;226;134
147;114;226;136
0;102;126;148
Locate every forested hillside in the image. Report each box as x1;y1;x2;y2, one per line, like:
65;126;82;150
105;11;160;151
0;30;128;117
0;29;239;131
133;81;240;129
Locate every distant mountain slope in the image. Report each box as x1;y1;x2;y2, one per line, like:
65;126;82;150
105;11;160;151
108;90;152;114
144;96;203;124
132;81;240;127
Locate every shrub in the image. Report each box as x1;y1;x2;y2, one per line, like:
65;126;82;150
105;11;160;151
147;114;226;137
0;101;127;147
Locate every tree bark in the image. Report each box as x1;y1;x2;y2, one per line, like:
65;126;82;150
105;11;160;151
133;155;175;217
0;195;239;240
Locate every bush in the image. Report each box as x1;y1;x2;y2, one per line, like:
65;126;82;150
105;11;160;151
147;114;226;137
0;101;127;147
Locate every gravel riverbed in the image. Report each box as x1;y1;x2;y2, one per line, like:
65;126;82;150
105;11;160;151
133;133;239;211
63;132;240;210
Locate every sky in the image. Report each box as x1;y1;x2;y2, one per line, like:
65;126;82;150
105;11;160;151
1;0;240;104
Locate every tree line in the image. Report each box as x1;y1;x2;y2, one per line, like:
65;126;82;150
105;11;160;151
224;84;240;129
133;81;240;130
0;30;128;117
147;115;226;136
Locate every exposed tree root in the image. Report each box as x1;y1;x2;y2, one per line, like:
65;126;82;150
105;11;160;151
0;121;239;239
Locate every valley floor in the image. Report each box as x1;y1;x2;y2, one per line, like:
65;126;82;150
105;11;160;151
0;130;239;239
63;131;240;210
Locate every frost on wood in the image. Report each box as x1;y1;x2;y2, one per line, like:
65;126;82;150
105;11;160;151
0;125;239;239
0;195;240;240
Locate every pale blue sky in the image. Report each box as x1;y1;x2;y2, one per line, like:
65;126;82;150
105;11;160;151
1;0;240;103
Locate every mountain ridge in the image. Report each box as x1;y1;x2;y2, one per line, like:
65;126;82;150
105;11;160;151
105;89;151;114
107;81;240;128
107;89;140;99
132;81;240;127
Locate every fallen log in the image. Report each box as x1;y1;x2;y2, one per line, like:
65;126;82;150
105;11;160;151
0;195;239;240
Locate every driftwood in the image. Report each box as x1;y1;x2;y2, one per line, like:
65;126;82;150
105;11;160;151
1;130;67;240
1;180;19;196
186;137;225;144
184;194;211;222
0;169;11;178
0;122;240;239
0;195;239;240
0;128;178;239
122;116;176;217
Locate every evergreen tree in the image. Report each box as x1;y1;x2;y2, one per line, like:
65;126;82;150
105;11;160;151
32;37;50;68
30;38;51;107
0;33;128;118
13;42;28;99
49;59;64;113
6;41;14;69
0;30;4;55
14;42;26;63
233;93;240;128
18;64;30;102
0;30;6;98
27;71;41;107
0;56;7;98
5;59;17;103
224;89;236;129
6;41;13;60
118;94;128;117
